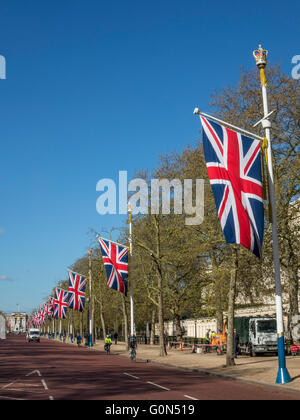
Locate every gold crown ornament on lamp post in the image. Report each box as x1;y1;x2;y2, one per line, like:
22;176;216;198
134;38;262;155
253;45;268;86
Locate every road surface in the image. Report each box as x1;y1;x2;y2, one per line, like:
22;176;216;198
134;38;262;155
0;334;299;401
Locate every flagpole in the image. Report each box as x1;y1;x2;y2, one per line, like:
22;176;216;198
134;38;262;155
193;108;264;142
128;203;135;338
70;311;73;344
253;45;291;384
88;248;93;347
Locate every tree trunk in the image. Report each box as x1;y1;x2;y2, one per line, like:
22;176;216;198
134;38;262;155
121;295;129;351
157;271;167;356
99;294;106;339
92;296;95;344
80;312;83;336
174;313;183;341
288;267;299;342
226;247;239;367
150;306;156;345
154;216;167;357
216;308;224;334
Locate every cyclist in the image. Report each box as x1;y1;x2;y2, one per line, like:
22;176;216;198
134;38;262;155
76;334;82;347
104;334;112;355
129;335;137;361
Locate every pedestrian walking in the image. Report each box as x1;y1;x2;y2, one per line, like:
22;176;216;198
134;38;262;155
113;331;118;345
234;328;240;358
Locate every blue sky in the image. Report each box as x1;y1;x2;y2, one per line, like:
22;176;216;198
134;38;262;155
0;0;299;313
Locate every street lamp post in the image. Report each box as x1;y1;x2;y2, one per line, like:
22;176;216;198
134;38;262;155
253;45;291;384
128;203;135;338
88;248;93;347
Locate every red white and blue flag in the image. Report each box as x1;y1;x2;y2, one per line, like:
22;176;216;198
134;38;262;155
34;311;41;326
44;302;53;318
53;288;69;319
98;237;129;295
48;297;55;317
67;271;87;312
39;307;46;325
200;116;264;258
32;312;39;326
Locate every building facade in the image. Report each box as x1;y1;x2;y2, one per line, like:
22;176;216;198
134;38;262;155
5;312;28;333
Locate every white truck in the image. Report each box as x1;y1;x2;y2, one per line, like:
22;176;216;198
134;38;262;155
234;317;278;356
27;328;40;343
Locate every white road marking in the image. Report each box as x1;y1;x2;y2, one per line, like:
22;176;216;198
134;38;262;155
184;394;198;400
5;388;44;393
124;372;140;379
123;372;196;399
2;382;14;389
3;388;27;391
41;379;48;390
147;381;170;391
26;370;41;377
15;383;42;387
2;369;52;399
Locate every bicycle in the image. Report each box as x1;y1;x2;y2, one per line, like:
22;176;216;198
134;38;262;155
129;346;136;361
104;343;111;355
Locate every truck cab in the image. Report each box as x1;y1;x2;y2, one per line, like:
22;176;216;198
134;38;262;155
27;328;40;343
248;318;277;356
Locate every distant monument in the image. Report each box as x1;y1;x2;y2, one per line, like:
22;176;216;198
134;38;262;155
0;315;6;339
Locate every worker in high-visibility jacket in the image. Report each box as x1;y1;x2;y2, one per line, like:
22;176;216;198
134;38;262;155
105;335;112;345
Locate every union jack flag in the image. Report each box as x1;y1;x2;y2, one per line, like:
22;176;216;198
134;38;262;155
53;288;69;319
98;237;129;295
32;313;38;326
34;311;41;326
44;302;53;318
200;116;264;258
49;296;55;312
39;307;46;325
67;271;87;312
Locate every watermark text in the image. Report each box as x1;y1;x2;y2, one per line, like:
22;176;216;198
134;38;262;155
291;55;300;80
96;171;204;226
0;55;6;79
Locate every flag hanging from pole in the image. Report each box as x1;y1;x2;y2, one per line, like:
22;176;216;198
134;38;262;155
39;307;46;325
98;237;129;296
67;271;87;312
44;302;53;318
53;288;69;319
32;312;38;326
200;115;264;258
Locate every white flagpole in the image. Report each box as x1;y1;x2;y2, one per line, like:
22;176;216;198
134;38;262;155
128;203;135;338
253;45;291;384
88;248;93;347
70;311;73;344
193;108;264;142
96;235;128;249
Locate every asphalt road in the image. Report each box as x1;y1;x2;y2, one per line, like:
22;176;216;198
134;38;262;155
0;334;299;401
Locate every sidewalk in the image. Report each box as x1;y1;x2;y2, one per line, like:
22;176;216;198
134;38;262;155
92;339;300;393
51;336;300;394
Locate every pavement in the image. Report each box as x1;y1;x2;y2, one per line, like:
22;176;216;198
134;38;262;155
55;337;300;394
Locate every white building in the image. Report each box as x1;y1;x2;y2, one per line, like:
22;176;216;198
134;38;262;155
5;312;28;333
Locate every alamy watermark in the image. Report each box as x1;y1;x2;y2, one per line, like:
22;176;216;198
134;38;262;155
291;55;300;80
0;55;6;79
96;171;205;226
